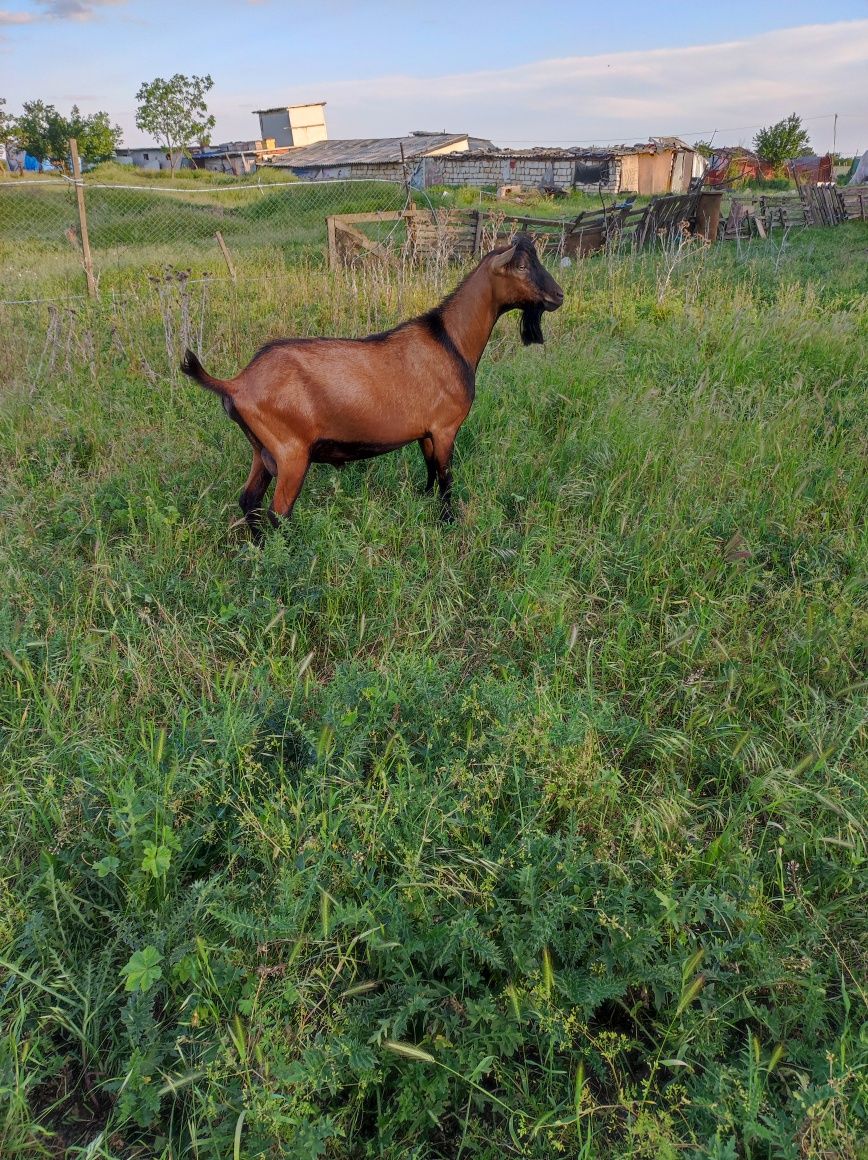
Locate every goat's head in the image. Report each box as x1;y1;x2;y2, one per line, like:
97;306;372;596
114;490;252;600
489;232;564;345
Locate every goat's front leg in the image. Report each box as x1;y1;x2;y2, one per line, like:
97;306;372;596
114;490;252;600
431;431;458;523
418;436;437;493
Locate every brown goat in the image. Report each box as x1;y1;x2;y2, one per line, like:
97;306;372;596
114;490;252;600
181;232;563;535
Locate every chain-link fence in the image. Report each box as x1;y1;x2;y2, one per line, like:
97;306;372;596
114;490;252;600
0;173;409;302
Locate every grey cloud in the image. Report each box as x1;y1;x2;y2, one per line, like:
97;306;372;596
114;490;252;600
1;0;122;21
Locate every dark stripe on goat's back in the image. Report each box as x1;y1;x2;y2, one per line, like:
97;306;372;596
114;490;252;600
419;309;475;402
250;337;319;366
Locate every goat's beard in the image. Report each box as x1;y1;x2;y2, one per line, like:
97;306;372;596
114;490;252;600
520;305;545;346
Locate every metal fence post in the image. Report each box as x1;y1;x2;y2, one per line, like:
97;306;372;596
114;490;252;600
69;138;97;298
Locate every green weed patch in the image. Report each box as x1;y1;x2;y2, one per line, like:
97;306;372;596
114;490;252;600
0;225;866;1158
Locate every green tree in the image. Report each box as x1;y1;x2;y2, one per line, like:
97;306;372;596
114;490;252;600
68;105;123;165
14;100;60;170
134;73;216;174
692;139;714;159
14;100;121;171
753;113;812;170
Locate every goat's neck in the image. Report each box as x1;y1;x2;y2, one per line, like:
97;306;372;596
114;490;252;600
439;267;501;370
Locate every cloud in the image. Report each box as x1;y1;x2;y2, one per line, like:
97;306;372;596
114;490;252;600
278;20;867;153
0;0;122;22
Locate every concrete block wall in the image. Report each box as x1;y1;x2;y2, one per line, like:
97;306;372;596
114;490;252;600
281;154;623;192
422;154;620;192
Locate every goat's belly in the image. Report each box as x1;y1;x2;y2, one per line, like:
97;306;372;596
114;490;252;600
309;437;412;466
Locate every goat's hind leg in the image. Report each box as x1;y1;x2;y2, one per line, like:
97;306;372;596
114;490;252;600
238;448;273;541
269;442;310;525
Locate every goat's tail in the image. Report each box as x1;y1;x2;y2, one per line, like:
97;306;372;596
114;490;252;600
181;349;232;396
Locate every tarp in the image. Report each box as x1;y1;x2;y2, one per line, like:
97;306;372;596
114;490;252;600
849;150;868;185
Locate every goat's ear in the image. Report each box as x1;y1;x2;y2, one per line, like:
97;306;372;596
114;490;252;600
490;245;516;271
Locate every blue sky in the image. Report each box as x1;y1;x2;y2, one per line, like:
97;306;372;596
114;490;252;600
1;1;866;152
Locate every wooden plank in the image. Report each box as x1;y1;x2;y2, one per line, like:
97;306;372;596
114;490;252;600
334;220;396;265
333;211;405;225
471;214;485;259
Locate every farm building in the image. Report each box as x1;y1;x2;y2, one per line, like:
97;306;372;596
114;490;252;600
268;134;702;194
267;131;496;184
704;147;775;186
188;139;296;175
705;146;835;187
788;154;834;183
421;138;703;194
253;102;329;149
114;139;296;174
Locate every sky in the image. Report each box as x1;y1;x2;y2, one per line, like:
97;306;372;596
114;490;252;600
1;1;866;154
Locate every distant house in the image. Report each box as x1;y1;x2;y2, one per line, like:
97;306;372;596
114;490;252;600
266;131;495;185
113;100;330;174
114;146;182;171
114;141;294;175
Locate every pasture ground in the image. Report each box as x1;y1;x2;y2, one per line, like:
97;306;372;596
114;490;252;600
0;224;866;1158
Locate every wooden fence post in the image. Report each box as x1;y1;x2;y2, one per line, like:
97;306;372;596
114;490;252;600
69;138;96;298
215;230;237;281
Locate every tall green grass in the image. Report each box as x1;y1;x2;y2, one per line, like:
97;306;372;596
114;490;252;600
0;225;866;1158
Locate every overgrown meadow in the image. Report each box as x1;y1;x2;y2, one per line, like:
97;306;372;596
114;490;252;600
0;224;866;1158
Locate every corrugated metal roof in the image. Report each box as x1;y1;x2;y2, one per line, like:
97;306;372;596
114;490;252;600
270;133;471;167
451;141;693;161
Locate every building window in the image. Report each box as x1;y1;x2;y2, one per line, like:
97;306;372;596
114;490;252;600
143;153;149;161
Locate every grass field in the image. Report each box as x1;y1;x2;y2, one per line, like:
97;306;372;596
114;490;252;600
0;171;409;293
1;223;866;1158
0;168;627;298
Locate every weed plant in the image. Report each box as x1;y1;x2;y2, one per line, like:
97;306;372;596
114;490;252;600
0;225;866;1157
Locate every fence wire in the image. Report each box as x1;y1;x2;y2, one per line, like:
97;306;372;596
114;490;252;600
0;174;409;301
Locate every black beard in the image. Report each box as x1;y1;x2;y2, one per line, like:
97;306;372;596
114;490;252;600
520;305;545;346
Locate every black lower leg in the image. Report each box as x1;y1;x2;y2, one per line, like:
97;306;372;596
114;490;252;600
239;468;272;539
437;469;455;522
419;438;437;493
